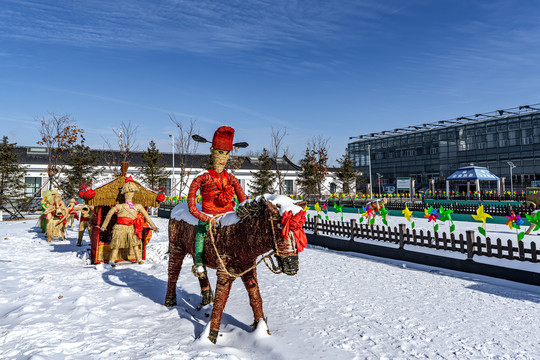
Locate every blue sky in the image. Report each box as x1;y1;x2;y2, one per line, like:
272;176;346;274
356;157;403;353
1;0;540;165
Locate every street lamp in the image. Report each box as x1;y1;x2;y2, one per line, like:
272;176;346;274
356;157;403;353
169;134;175;197
507;161;516;196
368;144;373;199
376;173;383;196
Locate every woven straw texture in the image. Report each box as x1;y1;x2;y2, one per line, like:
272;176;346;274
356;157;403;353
87;175;159;208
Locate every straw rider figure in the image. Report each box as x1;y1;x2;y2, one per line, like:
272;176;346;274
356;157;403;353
188;126;248;279
100;177;158;266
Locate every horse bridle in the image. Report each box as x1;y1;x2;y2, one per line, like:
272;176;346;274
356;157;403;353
206;205;295;277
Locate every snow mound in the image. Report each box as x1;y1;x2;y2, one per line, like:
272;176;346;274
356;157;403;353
170;203;240;226
240;194;304;216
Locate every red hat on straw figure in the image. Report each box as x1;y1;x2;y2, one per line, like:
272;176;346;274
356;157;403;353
187;126;248;279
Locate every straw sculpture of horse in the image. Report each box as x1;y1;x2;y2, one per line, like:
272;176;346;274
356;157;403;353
165;195;307;344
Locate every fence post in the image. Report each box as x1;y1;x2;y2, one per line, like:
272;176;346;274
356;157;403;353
314;216;319;236
398;223;405;249
466;230;475;260
350;219;356;241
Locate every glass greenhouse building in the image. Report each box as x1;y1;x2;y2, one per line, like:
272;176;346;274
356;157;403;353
347;103;540;193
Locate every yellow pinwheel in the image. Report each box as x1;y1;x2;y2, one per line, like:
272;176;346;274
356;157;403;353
314;202;321;213
472;205;493;227
402;205;415;229
402;206;413;222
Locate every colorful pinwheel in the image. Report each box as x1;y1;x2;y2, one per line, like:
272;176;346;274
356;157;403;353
314;202;322;220
359;206;376;225
506;211;520;229
506;211;525;241
472;205;493;237
322;204;329;220
438;206;455;233
379;205;390;226
303;205;311;221
402;205;415;229
525;211;540;233
424;206;440;232
334;202;344;222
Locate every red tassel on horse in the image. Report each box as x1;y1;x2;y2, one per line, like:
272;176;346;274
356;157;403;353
281;210;308;252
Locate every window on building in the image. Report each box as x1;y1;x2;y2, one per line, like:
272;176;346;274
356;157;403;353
25;177;42;197
330;183;337;194
508;121;520;129
487;125;497;133
284;180;294;194
160;179;172;195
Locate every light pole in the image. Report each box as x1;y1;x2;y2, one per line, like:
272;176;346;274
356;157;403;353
507;161;516;196
169;134;175;197
368;144;373;199
376;173;383;196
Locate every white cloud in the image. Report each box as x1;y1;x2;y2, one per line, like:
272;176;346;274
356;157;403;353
0;0;402;65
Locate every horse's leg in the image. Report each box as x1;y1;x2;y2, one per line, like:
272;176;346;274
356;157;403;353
165;242;186;307
241;267;266;327
197;274;214;309
208;270;234;343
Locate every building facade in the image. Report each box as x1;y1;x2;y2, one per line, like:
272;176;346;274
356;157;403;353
347;104;540;193
15;146;337;199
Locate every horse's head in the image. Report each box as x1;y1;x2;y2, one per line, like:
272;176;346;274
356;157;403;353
266;199;307;276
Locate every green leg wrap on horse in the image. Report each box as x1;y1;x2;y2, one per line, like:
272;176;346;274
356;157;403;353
194;220;209;266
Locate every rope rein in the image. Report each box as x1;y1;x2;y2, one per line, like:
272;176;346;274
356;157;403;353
207;211;283;278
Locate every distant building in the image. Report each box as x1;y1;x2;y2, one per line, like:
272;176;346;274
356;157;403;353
14;146;338;198
347;103;540;193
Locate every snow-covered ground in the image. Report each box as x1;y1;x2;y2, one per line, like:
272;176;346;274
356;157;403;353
1;214;539;359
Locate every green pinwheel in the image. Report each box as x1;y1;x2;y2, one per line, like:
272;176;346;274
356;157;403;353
334;202;344;222
525;211;540;232
438;206;455;233
379;205;390;226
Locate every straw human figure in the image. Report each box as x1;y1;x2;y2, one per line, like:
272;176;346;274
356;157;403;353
76;203;94;246
42;190;69;241
67;198;79;229
188;126;248;279
44;192;69;242
100;177;158;266
38;190;53;233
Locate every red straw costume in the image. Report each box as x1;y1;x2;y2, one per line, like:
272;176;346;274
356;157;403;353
188;126;247;274
188;169;246;222
188;126;247;222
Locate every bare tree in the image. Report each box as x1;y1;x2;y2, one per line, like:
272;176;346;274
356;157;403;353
36;113;84;188
269;127;290;194
102;120;139;175
169;115;199;196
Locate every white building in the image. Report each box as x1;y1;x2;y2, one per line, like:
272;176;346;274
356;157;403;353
15;146;338;199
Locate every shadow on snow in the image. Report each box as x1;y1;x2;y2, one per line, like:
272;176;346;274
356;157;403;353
101;267;251;337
